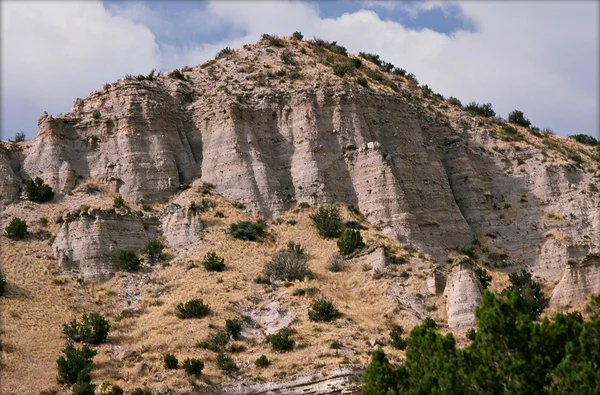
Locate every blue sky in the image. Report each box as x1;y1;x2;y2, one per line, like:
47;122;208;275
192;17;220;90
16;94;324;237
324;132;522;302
1;1;598;140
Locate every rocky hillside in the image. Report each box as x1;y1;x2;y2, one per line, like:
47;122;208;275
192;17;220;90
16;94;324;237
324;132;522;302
1;35;599;394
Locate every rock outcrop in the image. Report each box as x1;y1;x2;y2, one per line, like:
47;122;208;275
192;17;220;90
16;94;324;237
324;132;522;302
52;209;159;281
0;145;20;204
443;259;483;330
161;202;203;248
550;253;600;308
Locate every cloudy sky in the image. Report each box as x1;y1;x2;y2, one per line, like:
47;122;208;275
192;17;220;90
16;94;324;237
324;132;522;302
1;0;598;140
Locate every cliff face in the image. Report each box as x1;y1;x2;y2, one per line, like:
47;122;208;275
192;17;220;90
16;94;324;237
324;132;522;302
550;253;600;308
443;259;483;330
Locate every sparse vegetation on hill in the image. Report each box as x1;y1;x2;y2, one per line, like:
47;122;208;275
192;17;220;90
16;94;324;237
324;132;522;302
62;312;110;345
229;220;266;241
5;217;27;240
508;109;532;128
465;101;496;117
308;297;341;322
25;177;54;203
310;204;342;238
337;229;365;255
267;328;296;352
176;299;210;319
141;239;165;263
202;251;226;272
117;250;142;272
264;241;310;281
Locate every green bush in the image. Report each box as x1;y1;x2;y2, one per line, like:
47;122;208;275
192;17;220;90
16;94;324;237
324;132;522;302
197;330;229;352
292;286;320;297
225;319;243;339
466;328;477;341
12;131;26;142
264;246;309;281
501;124;525;142
230;220;266;241
358;52;383;67
130;389;152;395
337;229;365;255
308;297;341;322
448;96;462;107
117;250;142;272
356;77;369;88
72;379;96;395
0;269;7;297
389;324;407;350
163;354;178;369
5;217;27;240
508;110;531;128
255;354;270;368
292;31;303;40
113;195;125;209
332;62;356;77
229;343;246;353
25;177;54;203
280;49;296;65
98;382;124;395
216;47;234;58
261;34;285;47
141;239;165;263
62;312;110;345
168;69;186;81
310;204;342;238
56;343;97;384
465;102;496;117
502;269;548;320
176;299;210;319
216;353;239;373
267;328;296;352
182;358;204;375
393;68;407;76
474;266;492;289
202;251;226;272
350;58;362;69
569;134;599;146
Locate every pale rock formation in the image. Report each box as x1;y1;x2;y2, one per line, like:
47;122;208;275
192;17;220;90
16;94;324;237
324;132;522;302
363;247;387;272
161;202;203;248
550;253;600;308
52;210;159;281
0;145;20;204
443;259;483;330
426;268;446;295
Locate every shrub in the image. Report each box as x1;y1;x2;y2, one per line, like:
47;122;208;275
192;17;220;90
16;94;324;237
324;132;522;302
5;217;27;240
56;343;97;384
229;343;246;353
25;177;54;203
164;354;178;369
141;239;165;263
261;34;284;47
327;254;344;272
289;71;302;80
393;68;407;76
117;250;142;272
130;389;152;395
465;102;496;118
569;134;599;146
99;382;124;395
292;31;303;40
405;73;418;84
356;77;369;88
474;266;492;289
202;251;226;272
310;205;342;238
72;379;96;395
13;131;26;142
0;269;6;296
200;182;215;195
216;47;234;58
62;312;110;345
585;293;600;316
225;319;243;339
502;269;548;320
466;327;477;341
182;358;204;375
337;229;365;255
216;353;239;373
350;58;362;69
298;202;310;209
358;52;383;67
332;62;356;77
92;111;101;120
267;328;296;352
264;247;309;281
168;69;186;81
176;299;210;319
292;287;320;297
448;96;462;107
197;330;229;352
501;124;524;142
113;195;125;208
508;110;531;128
308;297;341;322
280;49;296;66
230;220;266;241
389;324;407;350
214;211;225;218
255;354;270;368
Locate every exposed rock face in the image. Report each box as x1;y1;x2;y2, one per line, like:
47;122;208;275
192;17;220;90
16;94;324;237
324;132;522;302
161;202;203;248
550;253;600;308
52;210;159;281
364;247;387;272
443;259;483;330
0;145;20;204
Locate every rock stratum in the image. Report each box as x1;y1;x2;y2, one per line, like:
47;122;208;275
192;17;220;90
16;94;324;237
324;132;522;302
1;36;599;394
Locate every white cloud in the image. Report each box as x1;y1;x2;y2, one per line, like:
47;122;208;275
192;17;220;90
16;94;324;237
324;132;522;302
1;1;598;139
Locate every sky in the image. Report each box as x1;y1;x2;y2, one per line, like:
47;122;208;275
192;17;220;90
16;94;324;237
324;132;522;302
1;1;598;140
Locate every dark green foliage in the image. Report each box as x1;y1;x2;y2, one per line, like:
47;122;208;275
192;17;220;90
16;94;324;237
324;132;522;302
196;330;229;352
200;182;215;195
214;211;225;218
0;269;7;296
586;293;600;315
130;388;152;395
356;77;369;88
25;177;54;203
264;245;309;281
350;58;362;69
168;69;186;81
366;69;384;82
62;312;110;345
502;124;525;141
5;217;27;240
421;84;432;97
503;269;548;320
117;250;142;272
358;52;383;67
332;62;356;77
13;131;26;142
337;229;365;255
292;286;320;297
99;382;124;395
298;202;311;209
393;68;407;77
308;297;341;322
163;354;178;369
216;353;239;373
474;266;492;289
569;134;599;146
508;109;532;128
313;37;347;56
345;220;366;230
176;299;210;319
292;31;303;40
113;195;125;208
289;71;302;79
465;101;496;117
267;328;296;352
92;111;101;120
216;47;234;58
330;340;343;349
310;204;342;238
56;343;97;384
255;354;270;367
286;241;304;255
202;251;226;272
225;319;243;339
182;358;204;375
361;348;401;395
229;343;246;353
280;49;296;65
447;96;462;107
141;239;165;263
466;328;477;341
72;379;96;395
261;34;284;47
389;324;407;350
229;220;266;241
405;73;418;84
